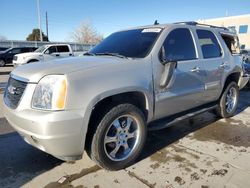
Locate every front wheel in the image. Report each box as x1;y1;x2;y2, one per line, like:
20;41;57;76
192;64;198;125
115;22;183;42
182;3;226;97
215;82;239;118
88;104;147;170
0;59;6;67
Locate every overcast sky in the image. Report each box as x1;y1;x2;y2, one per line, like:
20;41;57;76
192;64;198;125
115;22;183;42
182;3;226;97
1;0;250;41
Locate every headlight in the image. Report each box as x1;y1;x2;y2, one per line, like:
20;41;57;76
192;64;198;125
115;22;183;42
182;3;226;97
32;75;67;110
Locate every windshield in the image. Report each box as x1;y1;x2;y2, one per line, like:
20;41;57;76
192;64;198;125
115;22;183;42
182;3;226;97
35;45;47;53
89;28;162;58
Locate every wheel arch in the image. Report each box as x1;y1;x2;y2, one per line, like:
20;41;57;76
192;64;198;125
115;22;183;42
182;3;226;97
220;71;241;98
27;59;39;63
84;90;151;149
223;72;241;89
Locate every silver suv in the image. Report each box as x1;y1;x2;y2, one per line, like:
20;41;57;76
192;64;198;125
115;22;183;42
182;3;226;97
3;22;249;170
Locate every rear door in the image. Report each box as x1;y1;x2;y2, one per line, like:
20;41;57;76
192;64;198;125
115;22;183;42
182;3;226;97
195;29;225;101
6;48;22;63
154;28;205;119
57;45;72;58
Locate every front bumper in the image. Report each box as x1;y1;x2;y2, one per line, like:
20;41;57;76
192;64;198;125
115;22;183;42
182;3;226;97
12;59;26;67
3;100;86;161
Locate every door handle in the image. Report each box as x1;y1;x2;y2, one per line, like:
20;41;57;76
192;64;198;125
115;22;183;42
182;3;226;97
220;62;228;68
190;67;200;72
69;53;73;56
56;54;60;57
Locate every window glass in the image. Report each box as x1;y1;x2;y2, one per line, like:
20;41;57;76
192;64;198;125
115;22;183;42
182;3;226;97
197;30;222;59
162;28;196;61
45;46;57;54
21;48;29;53
90;28;161;58
57;45;70;53
9;48;21;54
239;25;248;34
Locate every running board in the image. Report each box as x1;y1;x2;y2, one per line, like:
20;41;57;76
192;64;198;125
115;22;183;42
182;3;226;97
148;104;218;131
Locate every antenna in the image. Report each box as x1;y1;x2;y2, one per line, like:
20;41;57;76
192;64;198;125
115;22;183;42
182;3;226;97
154;20;159;25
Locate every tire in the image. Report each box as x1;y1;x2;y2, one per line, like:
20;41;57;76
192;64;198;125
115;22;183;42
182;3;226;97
247;80;250;88
215;82;239;118
87;103;147;170
0;59;5;67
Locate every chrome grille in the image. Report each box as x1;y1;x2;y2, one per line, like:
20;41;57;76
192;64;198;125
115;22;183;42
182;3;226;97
4;77;27;109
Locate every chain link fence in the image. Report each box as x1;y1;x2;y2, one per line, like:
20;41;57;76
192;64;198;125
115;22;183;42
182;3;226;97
0;40;94;51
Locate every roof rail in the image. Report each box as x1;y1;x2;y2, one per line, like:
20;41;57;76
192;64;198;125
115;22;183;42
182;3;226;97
175;21;229;31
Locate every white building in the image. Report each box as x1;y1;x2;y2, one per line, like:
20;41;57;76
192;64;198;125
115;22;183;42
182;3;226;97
198;14;250;50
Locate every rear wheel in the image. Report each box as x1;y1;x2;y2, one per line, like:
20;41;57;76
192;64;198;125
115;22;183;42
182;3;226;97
0;59;5;67
87;103;147;170
215;82;239;118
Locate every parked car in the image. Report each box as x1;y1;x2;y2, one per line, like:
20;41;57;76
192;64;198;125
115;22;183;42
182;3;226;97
3;22;249;170
0;47;9;52
0;47;37;67
241;49;250;62
12;44;83;66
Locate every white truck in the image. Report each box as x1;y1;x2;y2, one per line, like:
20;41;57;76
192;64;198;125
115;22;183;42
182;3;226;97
12;44;84;66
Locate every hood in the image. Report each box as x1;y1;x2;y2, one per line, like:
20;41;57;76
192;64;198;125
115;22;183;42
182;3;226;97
11;56;126;83
16;52;41;58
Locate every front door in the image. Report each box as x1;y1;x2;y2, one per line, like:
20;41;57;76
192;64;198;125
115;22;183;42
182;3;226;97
154;28;205;120
43;46;59;61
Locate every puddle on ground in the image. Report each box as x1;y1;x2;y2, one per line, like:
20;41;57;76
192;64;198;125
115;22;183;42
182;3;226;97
191;118;250;148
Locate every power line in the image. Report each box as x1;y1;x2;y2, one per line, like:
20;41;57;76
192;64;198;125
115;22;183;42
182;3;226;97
46;11;49;40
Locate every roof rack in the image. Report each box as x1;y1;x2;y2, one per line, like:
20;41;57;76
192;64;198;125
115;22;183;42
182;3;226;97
174;21;229;31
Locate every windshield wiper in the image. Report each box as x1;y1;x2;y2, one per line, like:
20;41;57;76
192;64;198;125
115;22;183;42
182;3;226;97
94;52;129;59
83;52;96;56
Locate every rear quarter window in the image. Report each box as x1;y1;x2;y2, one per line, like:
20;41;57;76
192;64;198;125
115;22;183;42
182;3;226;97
221;34;240;55
196;30;222;59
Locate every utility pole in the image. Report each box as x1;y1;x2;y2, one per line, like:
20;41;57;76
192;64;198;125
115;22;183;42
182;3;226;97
37;0;43;41
46;11;49;41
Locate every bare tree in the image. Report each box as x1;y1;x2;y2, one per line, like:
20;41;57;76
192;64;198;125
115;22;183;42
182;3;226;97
0;35;7;41
71;21;103;44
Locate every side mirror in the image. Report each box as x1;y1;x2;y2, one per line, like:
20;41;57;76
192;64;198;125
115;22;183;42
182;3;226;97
159;46;167;65
160;61;177;88
159;46;177;68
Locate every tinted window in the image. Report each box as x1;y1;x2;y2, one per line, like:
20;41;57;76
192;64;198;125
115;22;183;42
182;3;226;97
9;48;21;54
197;30;222;59
239;25;248;34
21;48;31;53
162;28;196;61
90;28;161;58
45;46;57;54
57;45;70;53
